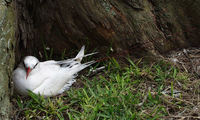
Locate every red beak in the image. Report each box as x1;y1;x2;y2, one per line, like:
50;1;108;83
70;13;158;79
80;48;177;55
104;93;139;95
26;67;32;79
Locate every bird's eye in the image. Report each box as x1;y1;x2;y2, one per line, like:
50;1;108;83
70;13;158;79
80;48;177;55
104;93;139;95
22;61;26;68
33;63;38;69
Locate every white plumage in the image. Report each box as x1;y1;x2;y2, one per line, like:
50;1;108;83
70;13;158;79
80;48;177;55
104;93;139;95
12;46;96;98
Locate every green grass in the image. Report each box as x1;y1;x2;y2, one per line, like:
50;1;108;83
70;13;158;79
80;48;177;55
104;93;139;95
13;56;195;119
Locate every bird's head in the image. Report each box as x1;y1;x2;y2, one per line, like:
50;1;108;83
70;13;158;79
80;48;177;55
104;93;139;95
22;56;39;79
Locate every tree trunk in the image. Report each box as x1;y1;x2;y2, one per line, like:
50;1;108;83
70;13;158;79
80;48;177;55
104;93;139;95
0;0;15;119
15;0;200;62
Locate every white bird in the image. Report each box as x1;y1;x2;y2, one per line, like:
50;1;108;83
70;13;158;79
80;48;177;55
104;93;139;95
12;46;96;98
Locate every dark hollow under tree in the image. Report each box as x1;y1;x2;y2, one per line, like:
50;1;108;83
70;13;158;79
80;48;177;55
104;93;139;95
15;0;200;63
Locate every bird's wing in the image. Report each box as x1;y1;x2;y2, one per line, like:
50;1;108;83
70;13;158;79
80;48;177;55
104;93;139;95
32;60;96;97
25;61;61;90
31;61;80;97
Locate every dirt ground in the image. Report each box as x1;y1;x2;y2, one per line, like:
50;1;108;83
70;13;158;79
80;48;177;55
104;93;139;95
161;47;200;119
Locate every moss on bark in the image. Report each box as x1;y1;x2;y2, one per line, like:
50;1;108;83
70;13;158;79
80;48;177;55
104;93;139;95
0;0;15;119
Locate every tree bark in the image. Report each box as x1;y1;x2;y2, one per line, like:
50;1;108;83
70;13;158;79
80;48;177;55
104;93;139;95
15;0;200;62
0;0;15;119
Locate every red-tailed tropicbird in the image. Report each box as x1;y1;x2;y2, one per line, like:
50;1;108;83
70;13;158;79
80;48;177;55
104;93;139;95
12;46;96;98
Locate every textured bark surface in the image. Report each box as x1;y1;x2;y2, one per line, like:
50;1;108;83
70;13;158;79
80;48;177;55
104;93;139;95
15;0;200;63
0;0;15;119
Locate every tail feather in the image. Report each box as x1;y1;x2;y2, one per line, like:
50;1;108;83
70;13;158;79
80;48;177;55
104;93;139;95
57;46;97;65
78;60;96;71
83;52;98;57
73;52;98;62
75;45;85;62
58;60;95;94
57;46;96;94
